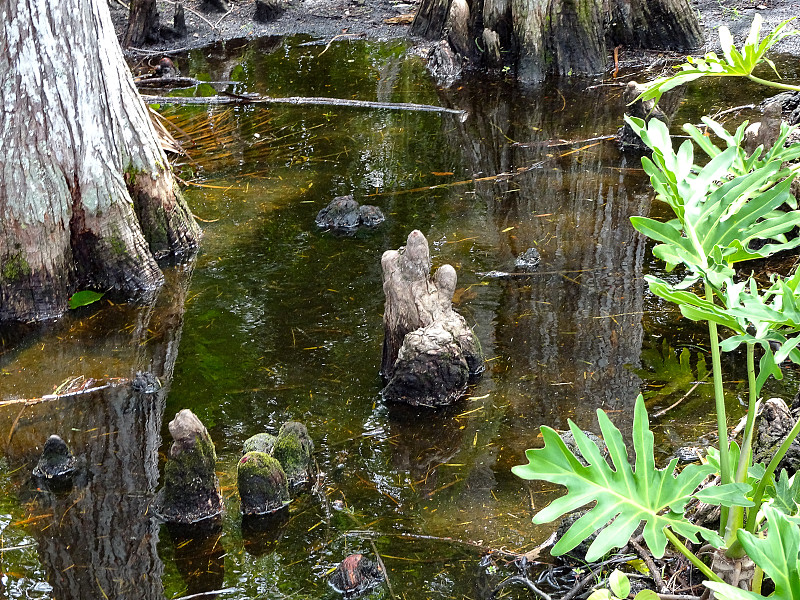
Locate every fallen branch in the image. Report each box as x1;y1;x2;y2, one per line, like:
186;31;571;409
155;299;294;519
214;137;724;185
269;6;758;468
135;76;233;89
140;93;468;116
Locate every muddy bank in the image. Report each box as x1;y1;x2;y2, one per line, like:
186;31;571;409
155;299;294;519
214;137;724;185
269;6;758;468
113;0;800;66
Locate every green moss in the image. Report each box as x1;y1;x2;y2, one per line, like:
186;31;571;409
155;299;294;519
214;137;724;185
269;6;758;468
237;451;289;514
272;434;310;479
108;226;128;257
1;252;31;282
243;433;276;455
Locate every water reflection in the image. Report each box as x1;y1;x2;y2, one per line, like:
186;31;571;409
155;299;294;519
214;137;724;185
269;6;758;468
0;264;193;600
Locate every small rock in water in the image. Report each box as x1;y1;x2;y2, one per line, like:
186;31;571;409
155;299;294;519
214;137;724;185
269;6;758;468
329;553;385;596
514;247;541;271
315;195;385;232
33;435;77;480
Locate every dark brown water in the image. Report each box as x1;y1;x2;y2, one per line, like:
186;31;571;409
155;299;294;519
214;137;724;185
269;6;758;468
1;36;799;600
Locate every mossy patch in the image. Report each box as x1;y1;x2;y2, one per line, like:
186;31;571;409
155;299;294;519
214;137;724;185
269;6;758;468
237;451;289;515
243;433;276;455
1;252;31;282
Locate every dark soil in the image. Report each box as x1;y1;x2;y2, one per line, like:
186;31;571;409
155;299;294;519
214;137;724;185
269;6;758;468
111;0;800;74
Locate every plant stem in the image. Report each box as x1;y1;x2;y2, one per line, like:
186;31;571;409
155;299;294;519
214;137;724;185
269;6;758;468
745;413;800;532
705;283;731;535
725;342;759;549
663;528;725;584
747;74;800;93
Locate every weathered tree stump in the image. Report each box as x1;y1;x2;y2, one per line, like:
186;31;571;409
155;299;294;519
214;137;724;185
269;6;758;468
237;452;290;515
254;0;286;23
33;435;77;480
380;230;484;407
159;409;223;524
329;553;385;596
272;421;314;486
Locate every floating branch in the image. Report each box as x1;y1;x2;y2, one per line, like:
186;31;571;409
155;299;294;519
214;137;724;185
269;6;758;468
141;93;468;116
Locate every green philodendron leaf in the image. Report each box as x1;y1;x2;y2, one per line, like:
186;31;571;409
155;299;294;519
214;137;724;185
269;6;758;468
694;482;753;507
512;396;721;561
68;290;105;309
704;507;800;600
633;16;799;105
773;470;800;517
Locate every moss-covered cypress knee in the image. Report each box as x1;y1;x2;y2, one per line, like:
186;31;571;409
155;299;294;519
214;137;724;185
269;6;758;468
273;422;314;485
243;432;277;455
237;452;290;515
159;409;223;524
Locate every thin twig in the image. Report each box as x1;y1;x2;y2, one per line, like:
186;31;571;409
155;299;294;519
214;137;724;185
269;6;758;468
630;537;667;593
490;575;553;600
368;539;397;600
318;33;364;57
652;376;709;419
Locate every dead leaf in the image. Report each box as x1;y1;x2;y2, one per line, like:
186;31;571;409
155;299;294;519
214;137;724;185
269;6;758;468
384;13;415;24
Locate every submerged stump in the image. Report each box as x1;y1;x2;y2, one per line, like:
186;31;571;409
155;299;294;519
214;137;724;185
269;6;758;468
329;553;385;597
237;452;290;515
159;409;223;524
380;230;483;407
243;432;277;455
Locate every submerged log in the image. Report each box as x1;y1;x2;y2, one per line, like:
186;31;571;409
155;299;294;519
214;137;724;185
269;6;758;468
159;409;223;524
315;195;385;232
380;230;484;407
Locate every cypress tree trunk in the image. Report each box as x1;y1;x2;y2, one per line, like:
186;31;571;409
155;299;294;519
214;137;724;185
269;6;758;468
123;0;161;47
411;0;702;82
0;0;200;322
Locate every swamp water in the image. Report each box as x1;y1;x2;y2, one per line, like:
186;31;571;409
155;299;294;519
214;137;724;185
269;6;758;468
2;36;800;600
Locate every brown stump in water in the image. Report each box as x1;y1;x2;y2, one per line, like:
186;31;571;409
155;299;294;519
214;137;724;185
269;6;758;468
380;230;483;407
329;553;385;596
159;409;223;524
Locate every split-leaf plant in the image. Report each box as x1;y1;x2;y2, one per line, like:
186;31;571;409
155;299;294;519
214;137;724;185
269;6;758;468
514;16;800;598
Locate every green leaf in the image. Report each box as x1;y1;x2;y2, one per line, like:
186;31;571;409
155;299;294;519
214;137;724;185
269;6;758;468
704;506;800;600
588;591;613;600
634;591;660;600
773;470;800;517
512;396;719;561
609;570;630;599
68;290;105;309
694;482;753;507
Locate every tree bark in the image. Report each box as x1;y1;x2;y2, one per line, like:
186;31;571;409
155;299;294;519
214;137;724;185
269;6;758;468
123;0;161;47
0;0;200;322
412;0;702;83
